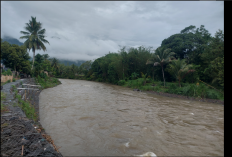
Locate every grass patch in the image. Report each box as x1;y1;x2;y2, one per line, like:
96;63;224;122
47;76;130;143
11;85;37;121
35;76;61;89
1;92;8;113
121;78;224;101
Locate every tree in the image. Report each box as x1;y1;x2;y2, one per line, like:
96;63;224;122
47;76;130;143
161;25;212;63
42;54;50;61
166;58;194;87
200;29;224;85
118;47;128;80
146;47;175;86
35;54;44;64
51;57;60;74
20;16;50;70
1;41;31;73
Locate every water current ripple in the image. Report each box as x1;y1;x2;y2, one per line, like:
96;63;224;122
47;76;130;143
39;79;224;156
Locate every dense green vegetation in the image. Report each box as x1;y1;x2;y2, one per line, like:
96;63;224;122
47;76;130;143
1;23;224;101
1;69;12;76
35;75;61;89
1;40;31;74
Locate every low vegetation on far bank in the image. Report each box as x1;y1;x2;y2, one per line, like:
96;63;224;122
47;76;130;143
124;78;224;100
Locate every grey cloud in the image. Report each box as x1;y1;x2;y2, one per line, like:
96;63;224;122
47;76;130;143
1;1;223;61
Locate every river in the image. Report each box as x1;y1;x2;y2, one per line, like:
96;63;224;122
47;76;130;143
39;79;224;156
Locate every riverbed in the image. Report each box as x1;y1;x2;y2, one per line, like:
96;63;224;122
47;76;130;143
39;79;224;156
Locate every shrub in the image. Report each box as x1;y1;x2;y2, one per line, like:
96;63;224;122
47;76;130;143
146;78;153;83
118;80;126;86
12;78;16;82
154;85;161;92
196;83;209;98
206;90;219;99
68;74;75;79
140;86;153;91
157;81;163;86
6;80;11;83
2;69;12;76
167;84;178;94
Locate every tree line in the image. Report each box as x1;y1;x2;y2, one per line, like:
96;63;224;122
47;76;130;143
1;16;224;91
82;25;224;90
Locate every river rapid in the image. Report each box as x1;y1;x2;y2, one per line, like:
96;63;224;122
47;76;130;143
39;79;224;156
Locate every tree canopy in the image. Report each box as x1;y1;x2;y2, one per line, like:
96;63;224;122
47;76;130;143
20;16;50;70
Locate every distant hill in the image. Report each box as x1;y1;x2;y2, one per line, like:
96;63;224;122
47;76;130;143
2;36;24;46
1;36;87;66
58;59;86;66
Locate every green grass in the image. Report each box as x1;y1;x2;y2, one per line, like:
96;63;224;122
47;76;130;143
11;85;37;121
35;76;61;89
1;92;8;113
122;78;224;101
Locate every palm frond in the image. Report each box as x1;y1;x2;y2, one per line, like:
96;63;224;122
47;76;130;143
25;24;33;33
20;35;30;39
38;29;46;35
40;38;50;44
20;31;30;35
37;40;46;51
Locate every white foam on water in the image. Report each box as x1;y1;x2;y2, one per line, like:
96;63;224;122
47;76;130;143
135;152;157;157
190;113;194;115
215;130;222;134
124;142;130;147
156;131;161;135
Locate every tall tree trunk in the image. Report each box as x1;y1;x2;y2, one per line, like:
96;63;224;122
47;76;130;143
152;67;154;81
31;50;35;70
123;64;124;80
161;65;165;87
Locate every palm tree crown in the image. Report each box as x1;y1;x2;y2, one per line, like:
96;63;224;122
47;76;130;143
20;16;49;70
146;47;175;86
168;58;194;87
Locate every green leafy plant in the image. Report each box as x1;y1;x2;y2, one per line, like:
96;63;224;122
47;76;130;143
1;69;12;76
118;80;126;86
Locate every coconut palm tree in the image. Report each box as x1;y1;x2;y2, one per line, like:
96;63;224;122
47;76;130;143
146;47;175;87
42;54;50;61
167;58;195;87
20;16;50;70
51;57;60;75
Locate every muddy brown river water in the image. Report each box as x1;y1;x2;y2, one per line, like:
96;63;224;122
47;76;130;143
39;79;224;156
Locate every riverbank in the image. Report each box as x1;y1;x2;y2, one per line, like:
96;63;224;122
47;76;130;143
68;77;224;105
143;90;224;105
1;78;63;156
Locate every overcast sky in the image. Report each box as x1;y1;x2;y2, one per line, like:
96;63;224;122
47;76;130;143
1;1;224;61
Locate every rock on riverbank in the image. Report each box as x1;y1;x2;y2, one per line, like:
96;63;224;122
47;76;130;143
1;78;63;157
